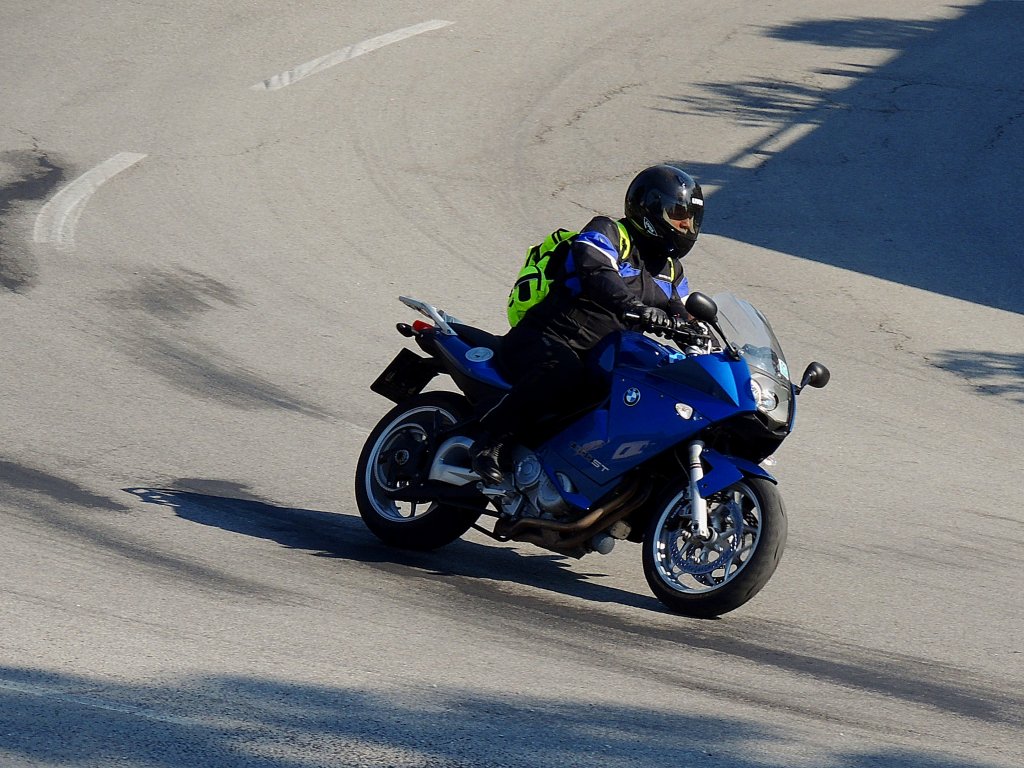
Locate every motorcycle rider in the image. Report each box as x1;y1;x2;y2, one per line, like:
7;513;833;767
471;163;705;484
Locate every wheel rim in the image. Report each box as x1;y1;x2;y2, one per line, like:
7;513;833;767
363;405;458;522
651;481;763;595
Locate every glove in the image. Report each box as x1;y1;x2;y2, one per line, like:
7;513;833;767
668;315;689;336
669;315;702;342
638;306;672;334
622;303;672;334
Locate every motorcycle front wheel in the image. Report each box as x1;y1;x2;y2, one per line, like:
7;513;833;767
355;391;482;551
642;477;786;618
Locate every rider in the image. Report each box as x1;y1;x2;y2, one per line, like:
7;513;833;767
471;163;705;484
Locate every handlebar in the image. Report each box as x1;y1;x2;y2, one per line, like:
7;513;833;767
622;309;642;324
623;310;699;334
622;311;715;349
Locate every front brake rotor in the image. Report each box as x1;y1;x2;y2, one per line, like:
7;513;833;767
668;500;743;576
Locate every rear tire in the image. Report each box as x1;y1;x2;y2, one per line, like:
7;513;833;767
355;391;482;551
642;477;786;617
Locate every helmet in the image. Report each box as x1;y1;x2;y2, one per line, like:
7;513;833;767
624;164;704;257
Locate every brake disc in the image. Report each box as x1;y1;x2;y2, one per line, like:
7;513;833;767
667;500;744;577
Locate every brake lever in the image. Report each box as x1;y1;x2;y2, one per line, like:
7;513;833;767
669;319;712;347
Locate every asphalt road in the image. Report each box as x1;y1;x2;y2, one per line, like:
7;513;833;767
2;1;1022;766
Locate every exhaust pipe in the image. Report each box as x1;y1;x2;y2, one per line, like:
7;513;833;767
497;480;652;555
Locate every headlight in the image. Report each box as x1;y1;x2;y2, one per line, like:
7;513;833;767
750;373;790;425
749;377;777;411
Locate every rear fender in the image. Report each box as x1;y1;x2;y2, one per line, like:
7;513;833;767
696;448;776;497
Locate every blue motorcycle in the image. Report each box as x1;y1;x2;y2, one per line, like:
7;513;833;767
355;292;829;617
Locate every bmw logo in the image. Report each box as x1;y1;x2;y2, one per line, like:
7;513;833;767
624;387;641;406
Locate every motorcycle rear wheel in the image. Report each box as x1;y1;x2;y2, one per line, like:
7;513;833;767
355;391;482;551
642;477;786;618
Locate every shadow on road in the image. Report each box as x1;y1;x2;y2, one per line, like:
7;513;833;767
0;665;1012;768
929;348;1024;403
104;267;333;419
123;483;660;612
667;3;1024;314
125;483;1022;731
2;457;130;512
0;148;66;292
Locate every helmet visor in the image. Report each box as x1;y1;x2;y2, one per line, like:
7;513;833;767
664;197;704;238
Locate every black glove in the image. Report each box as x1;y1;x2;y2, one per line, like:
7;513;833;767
667;315;689;336
638;306;672;334
622;303;672;333
669;315;701;342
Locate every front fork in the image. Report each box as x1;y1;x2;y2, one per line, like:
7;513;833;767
684;441;779;539
687;441;710;539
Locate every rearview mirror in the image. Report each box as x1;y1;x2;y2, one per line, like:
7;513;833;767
799;362;831;390
685;292;718;324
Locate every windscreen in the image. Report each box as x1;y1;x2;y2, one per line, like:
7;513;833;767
712;293;791;383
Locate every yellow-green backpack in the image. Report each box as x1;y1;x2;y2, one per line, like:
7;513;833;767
507;221;631;327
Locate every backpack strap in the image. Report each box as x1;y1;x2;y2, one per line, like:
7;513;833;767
615;220;632;265
617;218;679;283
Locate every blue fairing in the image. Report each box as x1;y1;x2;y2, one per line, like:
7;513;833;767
425;303;786;512
533;330;765;504
696;449;776;496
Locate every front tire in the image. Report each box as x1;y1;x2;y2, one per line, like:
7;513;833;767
355;391;482;551
642;477;786;618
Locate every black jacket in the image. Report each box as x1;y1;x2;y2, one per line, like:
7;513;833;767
519;216;689;351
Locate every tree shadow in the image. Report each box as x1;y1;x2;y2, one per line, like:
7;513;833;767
123;483;661;612
124;483;1023;729
1;456;130;512
0;148;66;292
103;266;333;419
0;666;1013;768
929;349;1024;403
661;3;1024;314
0;459;295;600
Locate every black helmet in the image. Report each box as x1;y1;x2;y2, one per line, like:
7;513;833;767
624;164;704;257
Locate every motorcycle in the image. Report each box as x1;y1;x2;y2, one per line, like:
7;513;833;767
355;292;829;617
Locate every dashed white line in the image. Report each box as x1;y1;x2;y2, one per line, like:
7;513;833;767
251;19;454;91
33;152;147;249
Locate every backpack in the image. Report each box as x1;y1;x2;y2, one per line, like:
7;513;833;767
506;221;632;327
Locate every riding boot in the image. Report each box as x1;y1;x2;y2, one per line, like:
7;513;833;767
470;435;505;485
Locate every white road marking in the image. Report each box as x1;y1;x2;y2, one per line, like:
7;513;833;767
33;152;147;249
251;19;453;91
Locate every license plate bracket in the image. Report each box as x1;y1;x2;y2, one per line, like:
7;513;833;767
370;348;439;403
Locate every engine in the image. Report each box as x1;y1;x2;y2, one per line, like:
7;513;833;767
424;435;573;520
511;448;572;519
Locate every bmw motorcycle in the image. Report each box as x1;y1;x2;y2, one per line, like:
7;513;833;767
355;292;829;617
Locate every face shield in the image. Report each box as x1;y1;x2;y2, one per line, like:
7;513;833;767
661;193;703;254
663;195;703;237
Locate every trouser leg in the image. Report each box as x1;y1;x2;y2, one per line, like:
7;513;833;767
480;330;585;439
471;328;585;483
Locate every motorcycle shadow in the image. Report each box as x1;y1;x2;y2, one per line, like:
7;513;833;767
124;482;664;613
